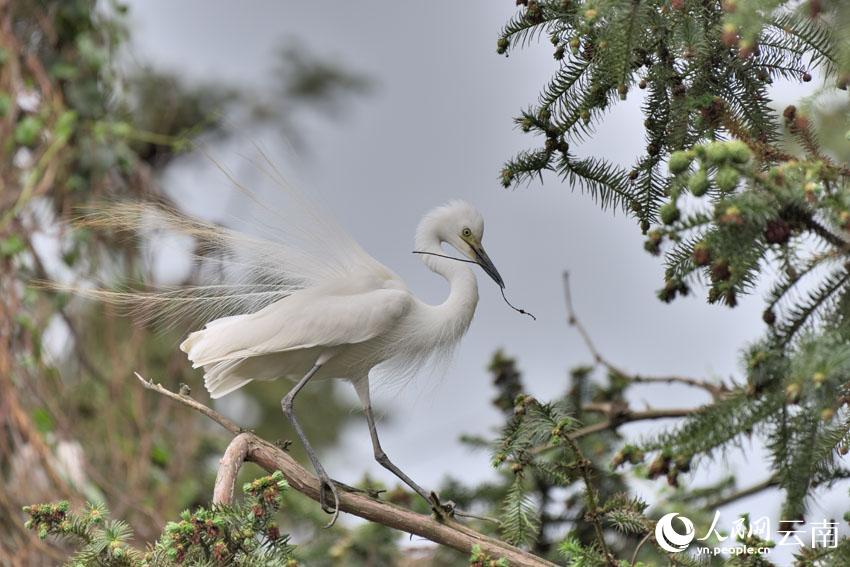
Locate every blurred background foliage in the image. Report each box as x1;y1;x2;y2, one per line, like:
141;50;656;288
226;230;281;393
0;0;378;563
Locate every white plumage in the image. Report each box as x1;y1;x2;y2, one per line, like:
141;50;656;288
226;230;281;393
178;199;488;403
69;160;507;523
181;277;412;397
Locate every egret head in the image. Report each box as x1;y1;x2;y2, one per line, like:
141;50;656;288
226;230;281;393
417;200;504;288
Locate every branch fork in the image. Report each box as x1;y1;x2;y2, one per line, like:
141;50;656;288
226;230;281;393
134;373;556;567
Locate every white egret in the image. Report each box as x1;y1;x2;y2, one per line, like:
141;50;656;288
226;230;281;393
68;163;529;525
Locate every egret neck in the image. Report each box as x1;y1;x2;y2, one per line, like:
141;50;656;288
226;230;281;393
413;224;479;344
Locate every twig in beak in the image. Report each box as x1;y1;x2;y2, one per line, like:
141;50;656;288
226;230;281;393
499;287;536;320
412;251;535;320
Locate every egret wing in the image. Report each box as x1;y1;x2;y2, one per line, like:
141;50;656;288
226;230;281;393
180;278;412;367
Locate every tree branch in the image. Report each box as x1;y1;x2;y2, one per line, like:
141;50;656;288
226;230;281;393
134;373;242;434
705;476;779;509
213;434;250;506
804;216;850;251
531;406;698;457
562;272;728;400
570;407;697;440
561;433;615;566
134;374;558;567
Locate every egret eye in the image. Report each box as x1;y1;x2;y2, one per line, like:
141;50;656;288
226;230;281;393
462;228;472;238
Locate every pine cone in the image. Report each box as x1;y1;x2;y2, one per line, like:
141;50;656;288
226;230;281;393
762;308;776;325
783;105;797;123
710;259;731;282
763;219;791;244
693;243;711;266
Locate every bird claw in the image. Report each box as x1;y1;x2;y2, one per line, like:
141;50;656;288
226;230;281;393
319;476;340;527
427;491;498;524
366;488;386;499
428;491;456;520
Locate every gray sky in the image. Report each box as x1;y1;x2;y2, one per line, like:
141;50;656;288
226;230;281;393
122;0;842;554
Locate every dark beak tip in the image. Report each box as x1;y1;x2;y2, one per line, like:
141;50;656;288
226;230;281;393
471;245;505;288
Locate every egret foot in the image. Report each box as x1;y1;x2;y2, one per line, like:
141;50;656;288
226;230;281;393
428;491;500;525
280;363;342;527
428;491;457;520
318;474;340;527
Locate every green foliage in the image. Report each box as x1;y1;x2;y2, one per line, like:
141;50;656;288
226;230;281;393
25;500;148;565
447;353;723;564
321;521;401;566
24;472;295;566
500;476;541;547
3;1;373;562
469;544;509;567
499;1;850;560
558;537;607;567
498;0;850;231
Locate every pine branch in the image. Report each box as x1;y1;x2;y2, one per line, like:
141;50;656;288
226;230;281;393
772;267;850;346
769;12;836;73
705;476;779;509
557;155;637;212
559;433;615;566
540;59;592;117
500;477;540;548
641;391;782;457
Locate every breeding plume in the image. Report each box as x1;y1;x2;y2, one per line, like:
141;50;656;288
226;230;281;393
74;165;523;524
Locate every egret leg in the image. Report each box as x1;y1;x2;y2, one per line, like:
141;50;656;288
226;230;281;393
363;402;432;502
281;364;340;525
354;380;453;516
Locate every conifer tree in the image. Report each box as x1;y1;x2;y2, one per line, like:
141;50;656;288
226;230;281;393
489;0;850;564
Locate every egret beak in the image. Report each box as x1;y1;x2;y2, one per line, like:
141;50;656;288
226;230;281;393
470;244;505;288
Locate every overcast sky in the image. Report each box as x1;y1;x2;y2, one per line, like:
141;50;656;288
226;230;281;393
121;1;841;551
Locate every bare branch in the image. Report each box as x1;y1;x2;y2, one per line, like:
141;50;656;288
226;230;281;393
136;375;558;567
531;406;698;457
570;407;697;440
133;373;241;434
562;271;608;367
562;272;727;399
629;375;727;398
213;434;251;506
706;477;779;509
